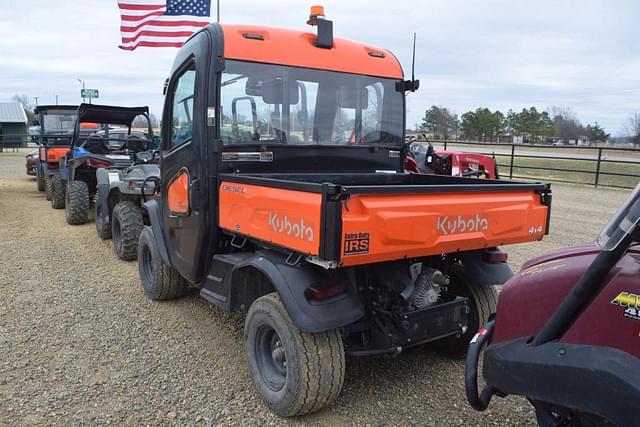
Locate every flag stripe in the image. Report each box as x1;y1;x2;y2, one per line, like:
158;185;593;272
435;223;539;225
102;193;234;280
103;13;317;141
121;30;198;43
119;41;185;50
120;10;166;21
121;19;208;33
118;3;164;10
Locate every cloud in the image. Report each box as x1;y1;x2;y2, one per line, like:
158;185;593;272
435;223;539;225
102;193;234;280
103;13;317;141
1;0;638;135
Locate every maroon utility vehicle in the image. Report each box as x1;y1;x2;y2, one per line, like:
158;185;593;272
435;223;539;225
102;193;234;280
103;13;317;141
466;183;640;426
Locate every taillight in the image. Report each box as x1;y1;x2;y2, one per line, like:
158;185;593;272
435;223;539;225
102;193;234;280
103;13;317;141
86;158;111;168
482;248;508;263
306;282;347;301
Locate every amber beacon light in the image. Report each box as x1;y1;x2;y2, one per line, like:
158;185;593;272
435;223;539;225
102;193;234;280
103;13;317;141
307;5;326;25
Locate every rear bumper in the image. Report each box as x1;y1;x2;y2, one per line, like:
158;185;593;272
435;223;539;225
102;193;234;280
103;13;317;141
481;337;640;425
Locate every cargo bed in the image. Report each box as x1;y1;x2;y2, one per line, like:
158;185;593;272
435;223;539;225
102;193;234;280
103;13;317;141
218;173;551;267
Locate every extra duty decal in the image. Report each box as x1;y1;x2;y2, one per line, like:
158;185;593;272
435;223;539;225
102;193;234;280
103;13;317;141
344;232;370;255
611;291;640;321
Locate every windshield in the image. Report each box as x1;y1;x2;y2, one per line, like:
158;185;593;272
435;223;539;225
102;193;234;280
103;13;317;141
42;111;76;136
597;183;640;251
220;60;404;146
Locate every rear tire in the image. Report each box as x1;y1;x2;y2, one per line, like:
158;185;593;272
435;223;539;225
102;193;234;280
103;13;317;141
137;226;187;300
51;175;66;209
245;293;345;417
433;263;498;359
112;201;144;261
65;180;89;225
95;188;111;240
44;175;53;201
36;166;45;191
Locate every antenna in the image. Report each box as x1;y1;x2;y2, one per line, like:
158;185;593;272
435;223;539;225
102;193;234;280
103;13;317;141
395;33;420;93
411;32;417;84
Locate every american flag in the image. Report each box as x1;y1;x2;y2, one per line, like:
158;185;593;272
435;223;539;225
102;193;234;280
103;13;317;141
118;0;211;51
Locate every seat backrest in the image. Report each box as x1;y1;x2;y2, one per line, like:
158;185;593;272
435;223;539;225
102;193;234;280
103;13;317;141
125;135;147;153
86;135;108;155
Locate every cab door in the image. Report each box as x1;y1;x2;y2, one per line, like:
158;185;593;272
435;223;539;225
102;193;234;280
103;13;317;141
160;31;212;283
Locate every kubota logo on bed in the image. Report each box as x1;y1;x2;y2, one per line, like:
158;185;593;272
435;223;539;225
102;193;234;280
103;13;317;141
436;214;489;235
268;212;314;242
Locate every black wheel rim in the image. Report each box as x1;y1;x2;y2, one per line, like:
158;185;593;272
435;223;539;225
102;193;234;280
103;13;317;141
140;242;155;283
255;325;287;392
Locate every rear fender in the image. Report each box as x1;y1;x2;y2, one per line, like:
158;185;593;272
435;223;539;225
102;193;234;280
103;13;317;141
458;249;513;286
144;199;172;266
230;251;365;333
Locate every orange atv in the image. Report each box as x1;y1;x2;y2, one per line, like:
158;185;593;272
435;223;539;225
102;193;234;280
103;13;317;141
137;7;552;417
33;105;77;199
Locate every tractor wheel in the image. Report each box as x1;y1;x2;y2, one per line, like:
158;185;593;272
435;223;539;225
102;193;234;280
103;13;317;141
44;176;53;201
65;180;89;225
433;263;498;359
51;175;66;209
138;226;187;300
112;201;144;261
95;189;111;240
36;166;45;192
245;293;345;417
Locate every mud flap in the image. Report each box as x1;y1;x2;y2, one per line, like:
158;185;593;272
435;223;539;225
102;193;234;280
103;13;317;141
459;250;513;286
230;251;365;333
143;199;172;266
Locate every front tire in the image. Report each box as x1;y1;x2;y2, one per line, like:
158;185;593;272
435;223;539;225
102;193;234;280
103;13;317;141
137;226;187;300
112;201;144;260
95;188;111;240
245;293;345;417
433;263;498;359
36;166;45;191
65;180;89;225
51;175;66;209
44;175;53;201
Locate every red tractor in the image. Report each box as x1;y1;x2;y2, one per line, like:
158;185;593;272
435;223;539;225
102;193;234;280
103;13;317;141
466;183;640;426
406;142;499;179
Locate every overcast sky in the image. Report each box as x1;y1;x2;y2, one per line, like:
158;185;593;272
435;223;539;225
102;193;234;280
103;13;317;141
1;0;638;135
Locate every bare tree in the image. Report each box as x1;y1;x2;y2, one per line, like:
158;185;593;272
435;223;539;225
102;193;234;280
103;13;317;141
627;113;640;147
12;93;35;123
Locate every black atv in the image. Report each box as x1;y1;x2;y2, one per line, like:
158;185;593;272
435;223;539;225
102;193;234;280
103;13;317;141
94;149;160;261
56;103;154;225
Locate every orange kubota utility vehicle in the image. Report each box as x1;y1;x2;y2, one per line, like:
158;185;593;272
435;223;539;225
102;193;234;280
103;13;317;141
137;7;552;416
33;105;77;199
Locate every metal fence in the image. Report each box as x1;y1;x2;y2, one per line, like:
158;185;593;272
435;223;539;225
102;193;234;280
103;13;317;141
431;140;640;189
0;134;30;152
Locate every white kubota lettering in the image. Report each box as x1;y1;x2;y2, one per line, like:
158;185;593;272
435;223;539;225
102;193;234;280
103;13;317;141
268;212;314;242
436;214;489;235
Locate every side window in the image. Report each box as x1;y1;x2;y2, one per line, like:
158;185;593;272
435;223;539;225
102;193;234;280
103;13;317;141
169;66;196;148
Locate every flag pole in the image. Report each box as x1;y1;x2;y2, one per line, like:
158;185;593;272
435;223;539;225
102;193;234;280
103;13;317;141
216;0;220;22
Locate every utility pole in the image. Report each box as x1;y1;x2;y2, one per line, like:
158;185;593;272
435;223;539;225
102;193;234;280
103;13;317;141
78;78;86;103
55;94;58;105
34;96;39;107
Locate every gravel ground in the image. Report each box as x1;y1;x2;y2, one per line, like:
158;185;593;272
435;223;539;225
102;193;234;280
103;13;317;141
0;150;632;426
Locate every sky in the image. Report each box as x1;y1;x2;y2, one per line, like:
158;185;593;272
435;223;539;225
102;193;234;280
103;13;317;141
1;0;639;135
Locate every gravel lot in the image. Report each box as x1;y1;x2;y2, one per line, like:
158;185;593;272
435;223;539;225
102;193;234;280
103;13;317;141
0;150;631;426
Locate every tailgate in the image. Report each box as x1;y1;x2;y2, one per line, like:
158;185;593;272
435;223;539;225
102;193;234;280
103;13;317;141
218;181;323;256
340;190;549;266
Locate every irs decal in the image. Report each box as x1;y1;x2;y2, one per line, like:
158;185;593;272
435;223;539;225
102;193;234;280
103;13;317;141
344;232;370;255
